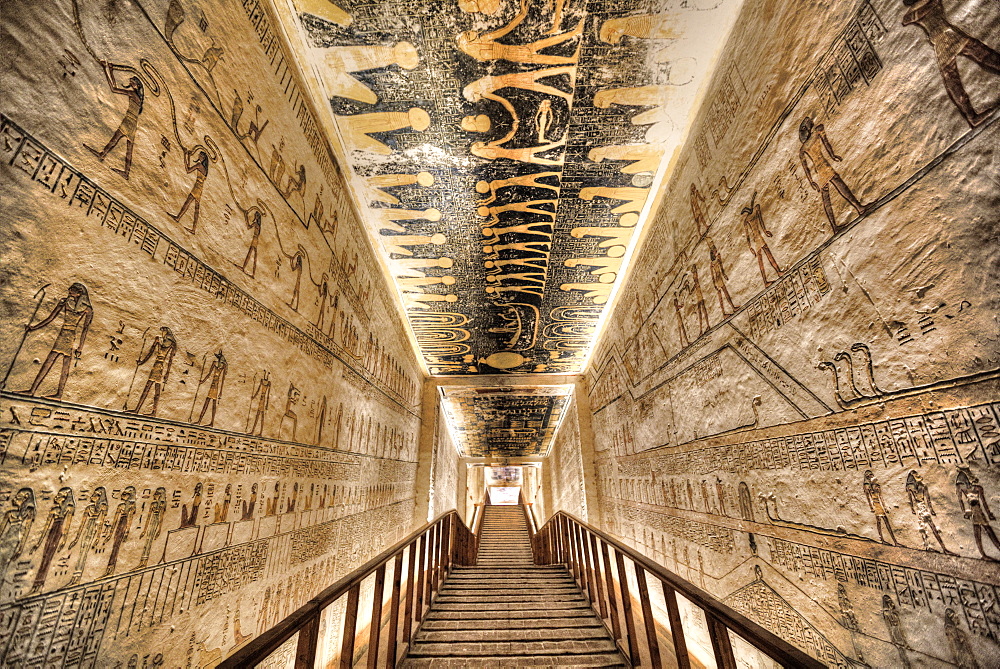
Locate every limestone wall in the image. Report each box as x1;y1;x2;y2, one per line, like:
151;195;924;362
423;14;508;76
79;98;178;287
0;0;424;665
428;401;463;520
585;0;1000;666
545;395;589;522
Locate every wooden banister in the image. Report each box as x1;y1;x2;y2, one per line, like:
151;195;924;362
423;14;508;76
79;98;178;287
520;498;536;543
533;512;823;669
220;510;475;669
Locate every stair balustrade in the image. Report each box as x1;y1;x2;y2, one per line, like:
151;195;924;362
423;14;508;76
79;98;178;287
531;512;824;669
220;510;476;669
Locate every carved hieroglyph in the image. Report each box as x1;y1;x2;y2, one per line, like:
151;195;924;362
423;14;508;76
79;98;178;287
0;0;424;664
584;0;1000;666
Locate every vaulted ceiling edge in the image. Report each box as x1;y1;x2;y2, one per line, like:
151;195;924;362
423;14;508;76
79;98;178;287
274;0;742;375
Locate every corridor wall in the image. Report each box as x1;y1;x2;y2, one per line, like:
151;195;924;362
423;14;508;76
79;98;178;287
545;394;590;522
428;400;462;521
585;0;1000;666
0;0;424;664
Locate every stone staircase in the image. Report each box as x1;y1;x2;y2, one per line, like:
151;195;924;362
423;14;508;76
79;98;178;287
400;504;628;667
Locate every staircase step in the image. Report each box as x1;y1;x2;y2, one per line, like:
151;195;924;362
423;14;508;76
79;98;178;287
477;548;532;552
432;594;589;605
480;538;530;541
444;575;572;583
440;586;583;596
475;562;535;567
420;617;604;630
479;538;529;541
429;600;591;612
399;654;626;667
405;638;621;657
424;609;600;621
478;540;531;543
441;580;576;588
446;572;570;579
414;627;611;643
452;564;569;576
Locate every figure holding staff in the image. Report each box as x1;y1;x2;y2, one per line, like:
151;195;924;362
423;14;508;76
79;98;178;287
16;283;93;400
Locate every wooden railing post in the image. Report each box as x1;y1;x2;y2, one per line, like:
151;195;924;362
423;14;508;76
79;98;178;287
442;515;453;575
559;515;569;565
433;519;445;593
566;518;583;590
366;564;386;669
660;582;691;669
614;548;640;664
436;520;445;591
402;542;417;646
294;612;320;669
386;551;403;668
568;518;581;586
600;539;622;643
588;532;608;619
707;613;738;669
574;523;590;601
414;534;427;624
425;523;436;605
566;518;578;582
581;527;598;606
635;566;662;669
562;515;570;565
340;583;361;669
540;524;548;564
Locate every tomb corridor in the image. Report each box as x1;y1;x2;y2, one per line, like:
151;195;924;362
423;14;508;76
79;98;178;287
1;0;999;665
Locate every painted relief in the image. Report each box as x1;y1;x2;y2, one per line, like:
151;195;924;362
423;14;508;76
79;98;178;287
0;0;423;664
440;385;573;457
585;0;1000;666
282;0;742;374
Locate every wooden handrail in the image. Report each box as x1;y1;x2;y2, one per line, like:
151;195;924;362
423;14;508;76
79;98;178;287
470;502;483;534
527;503;540;533
532;512;823;669
220;510;475;669
520;498;536;538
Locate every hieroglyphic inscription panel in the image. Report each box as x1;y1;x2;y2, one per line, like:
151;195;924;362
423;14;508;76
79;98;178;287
586;0;1000;666
0;0;424;664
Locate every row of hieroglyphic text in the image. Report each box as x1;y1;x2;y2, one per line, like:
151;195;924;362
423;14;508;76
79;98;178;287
1;115;418;409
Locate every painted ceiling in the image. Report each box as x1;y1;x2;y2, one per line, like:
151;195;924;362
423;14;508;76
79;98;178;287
440;385;573;457
279;0;742;376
